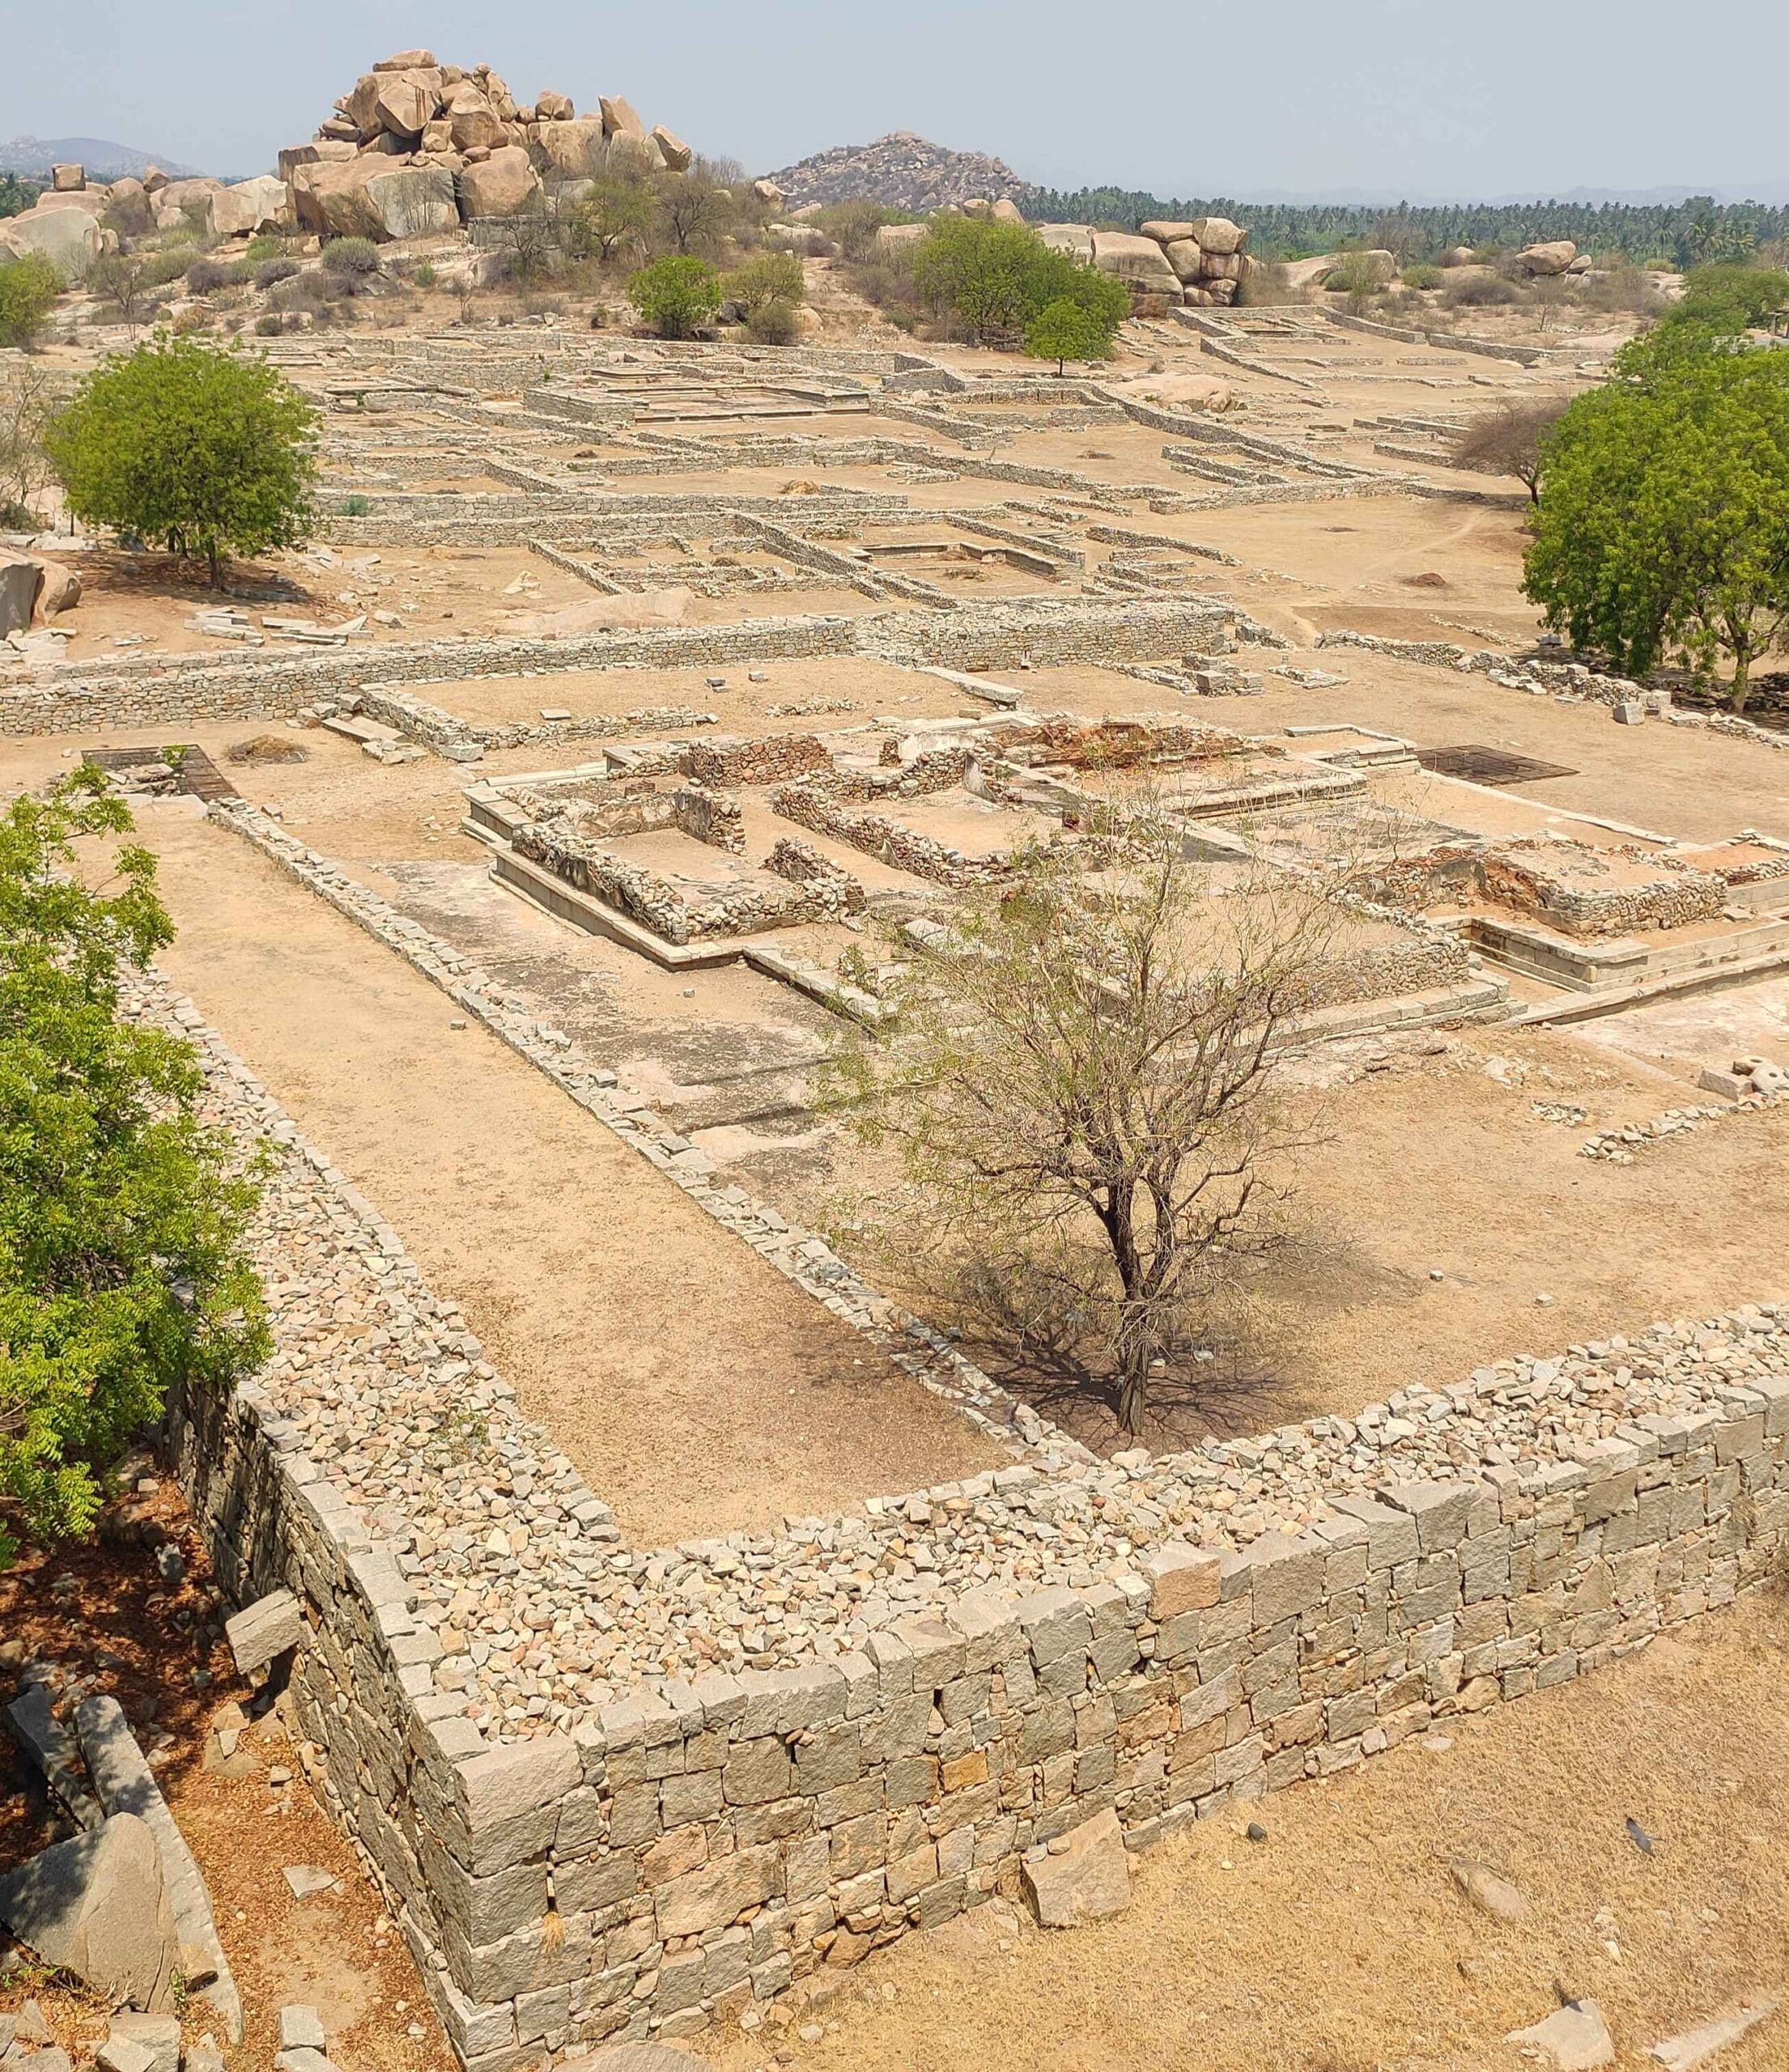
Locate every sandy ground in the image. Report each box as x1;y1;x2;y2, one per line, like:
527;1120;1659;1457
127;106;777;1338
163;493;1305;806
805;1015;1789;1454
124;802;1000;1546
703;1588;1789;2072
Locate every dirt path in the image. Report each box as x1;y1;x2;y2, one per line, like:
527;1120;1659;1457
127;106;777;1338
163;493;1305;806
707;1592;1789;2072
134;803;1000;1546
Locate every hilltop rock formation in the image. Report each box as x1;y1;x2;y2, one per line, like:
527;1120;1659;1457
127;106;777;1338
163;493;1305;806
764;132;1035;212
283;52;695;240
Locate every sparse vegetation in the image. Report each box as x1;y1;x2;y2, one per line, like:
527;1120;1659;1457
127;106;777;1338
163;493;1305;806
830;809;1340;1435
1454;396;1572;501
321;235;380;278
0;253;63;350
0;362;57;526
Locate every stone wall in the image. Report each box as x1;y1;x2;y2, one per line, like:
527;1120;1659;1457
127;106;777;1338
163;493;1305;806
861;597;1233;671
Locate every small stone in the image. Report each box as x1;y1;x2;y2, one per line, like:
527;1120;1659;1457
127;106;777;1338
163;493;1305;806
1449;1857;1529;1924
1506;2001;1615;2070
1245;1821;1268;1844
1021;1808;1130;1928
799;2023;825;2044
278;2006;325;2052
1625;1816;1655;1856
1647;1999;1777;2070
282;1865;340;1900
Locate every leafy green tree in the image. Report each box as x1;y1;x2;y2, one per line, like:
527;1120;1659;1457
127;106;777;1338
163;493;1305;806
45;333;318;586
1664;263;1789;337
0;175;41;221
911;218;1128;345
0;254;63;350
627;254;721;338
0;771;268;1562
1025;296;1115;374
1523;350;1789;710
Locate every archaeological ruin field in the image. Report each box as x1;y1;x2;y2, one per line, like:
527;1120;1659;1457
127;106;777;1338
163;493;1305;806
4;96;1789;2072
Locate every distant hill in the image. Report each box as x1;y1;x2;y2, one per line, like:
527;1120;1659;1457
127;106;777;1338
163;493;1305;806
765;132;1036;212
0;134;205;180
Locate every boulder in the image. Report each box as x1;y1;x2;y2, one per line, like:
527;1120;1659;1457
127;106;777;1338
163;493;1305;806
0;1814;181;2012
1090;230;1182;293
1035;222;1094;263
1567;252;1594;274
1443;244;1477;266
338;72;384;132
316;117;359;142
480;68;519;120
446;83;507;154
374;70;441;140
374;47;436;69
536;89;574;119
212;175;288;236
599;94;645;138
960;197;992;219
1520;240;1579;275
751;179;784;209
1021;1809;1132;1928
0;557;40;637
990;197;1026;224
876;221;929;253
293;159;458;240
142;165;169;193
459;145;541;219
32;561;81;621
1140;219;1200;244
1191;214;1246;254
1282;252;1341;291
104;176;151;232
650;125;693;173
52;163;85;192
529;117;606;180
1162;237;1205;282
32;189;108;216
0;202;99;272
1200;249;1243;282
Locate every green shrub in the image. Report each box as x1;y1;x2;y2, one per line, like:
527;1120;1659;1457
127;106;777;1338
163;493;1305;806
412;261;437;288
45;332;320;585
724;249;805;317
1443;271;1521;308
321;236;380;278
0;254;63;349
244;234;285;264
185;258;229;295
254;312;283;336
746;299;801;345
339;492;370;516
254;257;299;291
627;254;721;338
137;248;193;289
1401;263;1444;291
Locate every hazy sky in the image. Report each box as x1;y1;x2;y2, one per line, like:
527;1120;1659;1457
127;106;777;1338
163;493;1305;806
6;0;1787;200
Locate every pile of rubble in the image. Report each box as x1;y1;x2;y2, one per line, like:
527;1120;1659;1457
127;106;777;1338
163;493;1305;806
281;50;695;241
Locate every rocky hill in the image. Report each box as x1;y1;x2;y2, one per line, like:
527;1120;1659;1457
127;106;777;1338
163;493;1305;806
0;134;204;180
764;132;1036;212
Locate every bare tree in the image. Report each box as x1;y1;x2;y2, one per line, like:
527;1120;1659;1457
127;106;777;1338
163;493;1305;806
0;363;57;526
831;806;1345;1435
657;172;733;257
1453;396;1572;503
87;253;149;338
